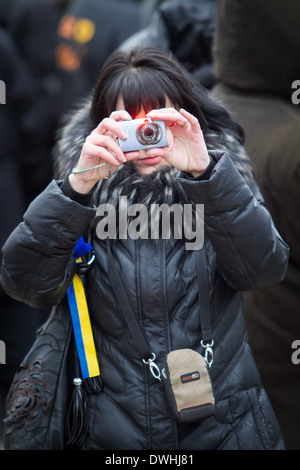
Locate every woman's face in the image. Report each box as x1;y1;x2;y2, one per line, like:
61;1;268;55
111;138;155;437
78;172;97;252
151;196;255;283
115;95;171;175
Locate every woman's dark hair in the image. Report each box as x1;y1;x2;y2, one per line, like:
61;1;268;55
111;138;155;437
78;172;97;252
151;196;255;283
90;47;244;145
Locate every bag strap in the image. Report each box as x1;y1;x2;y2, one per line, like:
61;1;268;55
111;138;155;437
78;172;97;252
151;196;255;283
106;241;153;361
195;245;211;340
106;240;214;371
196;246;214;367
107;240;162;380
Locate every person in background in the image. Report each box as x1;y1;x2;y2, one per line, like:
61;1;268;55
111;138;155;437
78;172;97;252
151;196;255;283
0;0;61;187
55;0;146;113
119;0;216;90
212;0;300;449
0;0;61;441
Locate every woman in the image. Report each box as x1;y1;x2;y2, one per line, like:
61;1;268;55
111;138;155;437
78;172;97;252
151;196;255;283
1;47;289;450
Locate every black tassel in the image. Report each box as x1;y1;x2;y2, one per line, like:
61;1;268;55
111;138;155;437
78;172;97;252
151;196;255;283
64;335;103;448
65;377;89;448
84;376;103;394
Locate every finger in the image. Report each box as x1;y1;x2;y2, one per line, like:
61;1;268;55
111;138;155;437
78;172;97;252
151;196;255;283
179;108;201;131
145;146;172;164
124;150;141;161
146;107;177;115
146;108;188;129
83;142;121;167
86;134;126;162
146;108;179;121
109;110;132;122
93;118;128;141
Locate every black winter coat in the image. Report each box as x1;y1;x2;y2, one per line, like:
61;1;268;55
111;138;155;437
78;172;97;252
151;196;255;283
1;103;289;450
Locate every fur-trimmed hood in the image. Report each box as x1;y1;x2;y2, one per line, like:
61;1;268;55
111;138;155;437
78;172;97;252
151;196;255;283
53;96;257;207
213;0;300;99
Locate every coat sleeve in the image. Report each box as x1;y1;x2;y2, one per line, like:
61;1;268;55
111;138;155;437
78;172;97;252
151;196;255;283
177;151;289;291
0;180;96;308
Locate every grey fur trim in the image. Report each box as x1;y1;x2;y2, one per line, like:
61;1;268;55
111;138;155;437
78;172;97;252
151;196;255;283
53;96;94;180
53;97;255;191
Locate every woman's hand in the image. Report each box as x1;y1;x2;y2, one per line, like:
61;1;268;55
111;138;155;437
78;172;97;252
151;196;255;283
145;108;210;177
69;110;140;194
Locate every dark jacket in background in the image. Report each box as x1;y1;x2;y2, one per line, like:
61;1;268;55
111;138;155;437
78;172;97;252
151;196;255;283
0;0;61;202
120;0;216;89
0;27;49;265
0;0;59;400
212;0;300;449
54;0;145;113
54;0;216;115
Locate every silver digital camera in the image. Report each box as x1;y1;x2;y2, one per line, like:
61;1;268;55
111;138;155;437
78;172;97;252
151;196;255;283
118;118;168;152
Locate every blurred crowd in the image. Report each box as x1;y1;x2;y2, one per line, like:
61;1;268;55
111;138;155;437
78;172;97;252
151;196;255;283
0;0;299;450
0;0;168;446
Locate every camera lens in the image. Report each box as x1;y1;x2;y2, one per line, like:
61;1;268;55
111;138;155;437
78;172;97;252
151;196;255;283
136;121;162;146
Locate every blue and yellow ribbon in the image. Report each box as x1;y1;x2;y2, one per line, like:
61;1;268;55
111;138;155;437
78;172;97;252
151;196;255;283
67;237;100;379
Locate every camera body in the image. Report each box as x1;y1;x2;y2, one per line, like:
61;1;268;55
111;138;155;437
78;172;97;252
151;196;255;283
118;118;168;152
